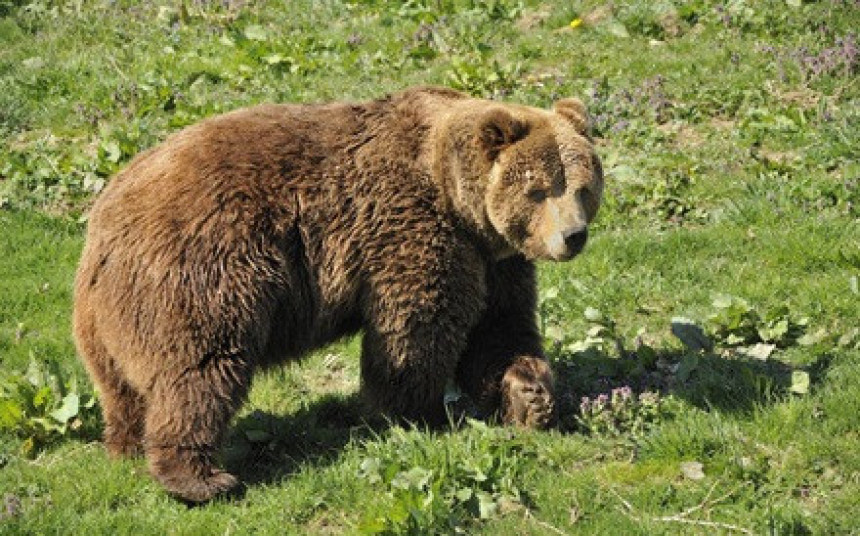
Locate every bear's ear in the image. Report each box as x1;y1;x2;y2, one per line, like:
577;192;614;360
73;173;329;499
553;98;589;136
478;108;529;161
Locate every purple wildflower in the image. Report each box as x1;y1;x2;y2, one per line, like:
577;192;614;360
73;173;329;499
595;393;609;410
580;396;592;414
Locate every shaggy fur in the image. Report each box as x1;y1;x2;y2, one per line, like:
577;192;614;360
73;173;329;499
73;86;604;502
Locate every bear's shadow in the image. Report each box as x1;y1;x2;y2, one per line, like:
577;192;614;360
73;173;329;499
223;393;386;488
220;348;832;488
552;345;833;428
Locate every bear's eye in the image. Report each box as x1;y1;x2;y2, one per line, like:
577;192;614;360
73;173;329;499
579;188;596;215
527;188;548;202
578;188;591;203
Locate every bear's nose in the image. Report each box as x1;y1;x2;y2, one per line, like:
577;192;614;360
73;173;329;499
564;228;588;256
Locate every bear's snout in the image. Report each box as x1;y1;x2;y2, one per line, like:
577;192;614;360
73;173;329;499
563;228;588;258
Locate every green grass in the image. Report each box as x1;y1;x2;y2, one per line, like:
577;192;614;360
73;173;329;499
1;0;859;534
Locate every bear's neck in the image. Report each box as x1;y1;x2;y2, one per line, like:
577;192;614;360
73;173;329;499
425;118;513;261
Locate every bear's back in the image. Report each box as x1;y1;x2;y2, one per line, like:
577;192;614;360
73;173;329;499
76;88;475;373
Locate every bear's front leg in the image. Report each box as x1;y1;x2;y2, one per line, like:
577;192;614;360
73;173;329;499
360;292;488;426
359;238;487;426
457;256;557;428
361;328;452;425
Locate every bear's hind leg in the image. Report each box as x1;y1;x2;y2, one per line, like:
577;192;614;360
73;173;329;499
74;320;146;457
144;354;252;503
93;358;146;458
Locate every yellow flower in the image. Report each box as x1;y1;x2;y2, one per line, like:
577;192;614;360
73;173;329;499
569;18;583;29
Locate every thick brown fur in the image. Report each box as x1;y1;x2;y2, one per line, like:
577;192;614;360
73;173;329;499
73;86;603;502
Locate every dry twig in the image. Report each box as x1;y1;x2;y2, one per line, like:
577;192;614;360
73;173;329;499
524;509;570;536
610;482;754;535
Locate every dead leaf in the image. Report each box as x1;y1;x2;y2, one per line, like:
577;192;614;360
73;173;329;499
582;5;612;26
515;7;550;31
680;461;705;480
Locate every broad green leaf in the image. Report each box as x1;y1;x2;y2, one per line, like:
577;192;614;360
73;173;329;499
584;307;605;323
712;294;735;309
82;394;97;409
101;140;122;163
565;339;599;355
725;333;748;346
45;361;66;398
544;324;566;341
32;416;64;433
837;328;859;348
603;18;629;38
586;325;608;338
391;467;432;491
263;54;290;66
50;393;80;424
476;491;498;519
607;164;637;182
455;487;473;502
33;386;53;410
790;371;810;395
358;457;382;484
382;459;400;483
765;305;791;322
26;358;44;388
758;319;788;342
737;343;775;360
469;467;487;483
541;286;559;300
0;400;23;429
798;328;828;346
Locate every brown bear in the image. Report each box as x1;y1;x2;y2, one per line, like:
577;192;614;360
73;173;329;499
73;86;604;503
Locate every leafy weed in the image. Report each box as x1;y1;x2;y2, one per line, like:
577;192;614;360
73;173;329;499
0;357;99;458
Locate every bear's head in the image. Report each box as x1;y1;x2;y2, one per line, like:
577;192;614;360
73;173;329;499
436;97;604;261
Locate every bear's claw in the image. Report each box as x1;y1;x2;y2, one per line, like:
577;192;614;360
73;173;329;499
161;469;241;504
146;445;243;503
500;357;556;429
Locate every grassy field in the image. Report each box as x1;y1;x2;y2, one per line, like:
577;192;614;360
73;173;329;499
1;0;858;534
